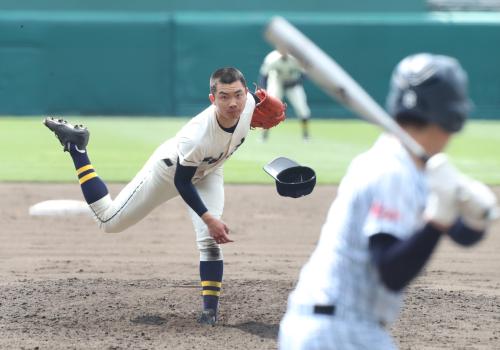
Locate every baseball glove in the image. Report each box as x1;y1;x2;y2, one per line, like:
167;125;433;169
251;88;286;129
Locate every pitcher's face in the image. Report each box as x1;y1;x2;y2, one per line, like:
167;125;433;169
210;81;248;127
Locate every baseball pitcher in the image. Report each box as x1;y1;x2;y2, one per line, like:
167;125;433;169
44;67;286;326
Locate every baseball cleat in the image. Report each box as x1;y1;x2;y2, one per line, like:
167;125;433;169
197;308;217;326
43;117;89;152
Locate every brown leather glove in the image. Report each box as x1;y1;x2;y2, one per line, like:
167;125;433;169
250;88;286;129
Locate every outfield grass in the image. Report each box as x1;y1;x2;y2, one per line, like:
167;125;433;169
1;117;499;184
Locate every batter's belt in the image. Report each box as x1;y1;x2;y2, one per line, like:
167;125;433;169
288;303;387;328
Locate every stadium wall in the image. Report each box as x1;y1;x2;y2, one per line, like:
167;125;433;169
0;10;499;119
0;1;426;13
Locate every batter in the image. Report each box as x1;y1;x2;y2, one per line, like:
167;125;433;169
278;53;497;349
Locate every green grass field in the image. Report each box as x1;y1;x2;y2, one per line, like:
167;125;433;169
1;117;500;184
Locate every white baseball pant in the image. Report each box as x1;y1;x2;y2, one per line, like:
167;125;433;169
279;308;397;350
88;155;224;261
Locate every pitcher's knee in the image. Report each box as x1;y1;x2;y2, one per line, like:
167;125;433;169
198;245;223;261
96;219;127;233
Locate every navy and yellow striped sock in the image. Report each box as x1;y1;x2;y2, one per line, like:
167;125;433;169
200;260;223;311
69;144;109;204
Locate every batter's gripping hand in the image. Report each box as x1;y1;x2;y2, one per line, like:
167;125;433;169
251;88;286;129
458;177;498;231
425;153;499;231
424;153;462;229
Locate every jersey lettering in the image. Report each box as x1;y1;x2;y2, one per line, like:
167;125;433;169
370;202;401;221
227;138;245;158
203;152;224;165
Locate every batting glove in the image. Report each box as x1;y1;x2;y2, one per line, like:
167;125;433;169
457;177;499;231
424;153;462;229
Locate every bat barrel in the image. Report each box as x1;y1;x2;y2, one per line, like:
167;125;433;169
264;16;429;163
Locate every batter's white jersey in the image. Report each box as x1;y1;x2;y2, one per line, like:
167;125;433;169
279;134;428;350
260;50;310;120
88;93;256;260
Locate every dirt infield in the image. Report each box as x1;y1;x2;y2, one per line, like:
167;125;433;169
1;183;499;350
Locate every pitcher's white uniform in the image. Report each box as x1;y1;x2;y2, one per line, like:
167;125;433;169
88;93;255;260
260;50;311;120
279;134;427;350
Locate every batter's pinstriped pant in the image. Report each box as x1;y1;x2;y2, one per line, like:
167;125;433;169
279;309;397;350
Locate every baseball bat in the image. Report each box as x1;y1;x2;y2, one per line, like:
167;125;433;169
264;16;430;163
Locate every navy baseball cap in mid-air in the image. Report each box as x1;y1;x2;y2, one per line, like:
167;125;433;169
264;157;316;198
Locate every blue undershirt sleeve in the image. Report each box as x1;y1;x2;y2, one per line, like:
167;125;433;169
174;159;208;217
368;223;443;292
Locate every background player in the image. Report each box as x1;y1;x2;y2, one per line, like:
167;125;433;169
278;53;498;349
44;67;285;326
259;50;311;141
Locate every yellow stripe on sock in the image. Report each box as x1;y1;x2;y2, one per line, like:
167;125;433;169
201;281;222;288
76;164;94;175
79;172;97;184
202;290;221;297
